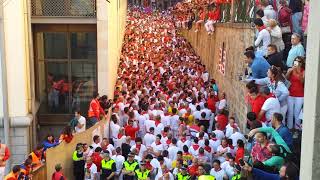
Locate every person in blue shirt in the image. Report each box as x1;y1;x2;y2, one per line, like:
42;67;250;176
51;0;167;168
271;113;293;149
286;33;305;68
244;50;271;79
42;134;59;151
243;161;299;180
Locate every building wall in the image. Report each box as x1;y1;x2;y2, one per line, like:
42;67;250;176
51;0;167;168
182;23;254;130
97;0;127;99
0;0;32;167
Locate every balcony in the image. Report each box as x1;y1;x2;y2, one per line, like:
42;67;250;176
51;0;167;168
31;0;96;18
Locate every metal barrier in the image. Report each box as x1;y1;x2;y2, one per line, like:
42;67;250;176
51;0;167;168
31;0;96;17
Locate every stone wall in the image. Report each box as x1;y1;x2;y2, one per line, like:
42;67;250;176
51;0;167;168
182;23;254;130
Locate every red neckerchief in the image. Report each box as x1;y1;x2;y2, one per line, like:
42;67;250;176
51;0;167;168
215;168;222;172
180;137;187;143
192;144;200;150
166;139;172;145
258;25;266;32
211;138;217;141
199;137;203;140
136;144;141;152
118;133;123;139
155;120;161;126
86;163;93;169
229;145;234;149
204;146;211;153
156;141;162;145
146;162;152;170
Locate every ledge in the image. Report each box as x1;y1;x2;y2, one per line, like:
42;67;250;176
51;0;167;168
215;22;253;29
0;114;33;128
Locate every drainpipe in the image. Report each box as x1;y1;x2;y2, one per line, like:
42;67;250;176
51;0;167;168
0;0;11;172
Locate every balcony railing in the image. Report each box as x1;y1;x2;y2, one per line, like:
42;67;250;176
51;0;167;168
31;0;96;17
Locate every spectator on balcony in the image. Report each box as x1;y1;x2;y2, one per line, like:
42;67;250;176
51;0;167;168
195;8;206;33
266;44;285;70
254;18;271;56
244;50;270;79
289;0;303;35
286;33;305;68
88;92;106;129
267;19;285;52
59;126;73;143
205;4;220;35
278;0;292;34
42;134;59;151
260;0;277;21
302;0;309;45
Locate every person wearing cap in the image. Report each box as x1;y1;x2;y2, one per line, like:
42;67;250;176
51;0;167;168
176;165;191;180
73;143;85;180
257;86;281;126
122;153;139;180
51;163;66;180
135;161;151;180
101;151;116;180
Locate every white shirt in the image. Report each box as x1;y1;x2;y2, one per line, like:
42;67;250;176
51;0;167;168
110;122;121;139
151;142;165;154
170;115;180;130
168;145;180;161
111;154;125;174
154;123;164;136
261;97;281;122
138;115;147;132
255;29;271;56
216;145;231;163
91;142;101;151
189;144;200;156
130;144;147;157
145;119;156;132
164;157;172;170
217;99;227;110
210;168;226;180
84;163;98;180
230;132;246;147
201;108;212;120
161;114;171;127
144;133;156;147
222;162;235;179
209;139;221;152
75;115;86;133
225;123;240;138
155;171;174;180
213;130;225;140
177;139;191;151
192;110;202;120
116;135;126;148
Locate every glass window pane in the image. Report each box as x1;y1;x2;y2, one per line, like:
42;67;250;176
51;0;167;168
46;62;70;113
71;62;97;114
44;32;68;59
71;32;97;59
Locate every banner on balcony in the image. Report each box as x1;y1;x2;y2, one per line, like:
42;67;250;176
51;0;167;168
218;42;227;76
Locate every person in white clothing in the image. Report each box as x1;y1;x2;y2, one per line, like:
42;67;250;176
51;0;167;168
130;137;147;158
209;133;221;152
258;86;281;125
84;157;98;180
217;92;227;112
91;135;101;151
74;111;86;133
138;112;147;137
225;117;240;138
192;105;202;120
154;115;165;136
110;114;121;140
111;147;125;179
150;134;165;157
162;150;173;170
229;127;246;147
212;127;225;140
170;108;180;138
189;138;200;156
167;138;180;161
155;164;174;180
177;133;191;151
221;156;236;179
214;138;231;163
254;18;271;56
143;127;156;147
210;160;228;180
160;113;171;127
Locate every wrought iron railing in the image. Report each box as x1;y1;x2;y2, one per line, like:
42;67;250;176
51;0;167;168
31;0;96;17
220;0;256;23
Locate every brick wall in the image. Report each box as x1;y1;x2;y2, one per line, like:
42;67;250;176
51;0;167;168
182;23;254;130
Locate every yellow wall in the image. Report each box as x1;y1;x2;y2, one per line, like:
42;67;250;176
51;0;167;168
97;0;127;99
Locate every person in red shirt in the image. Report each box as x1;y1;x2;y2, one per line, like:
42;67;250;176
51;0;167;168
235;139;245;164
246;82;267;122
215;109;229;131
188;157;199;178
204;4;221;34
124;120;139;140
195;8;206;32
207;94;216;113
286;56;305;130
88;92;106;129
0;140;10;178
91;147;103;172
